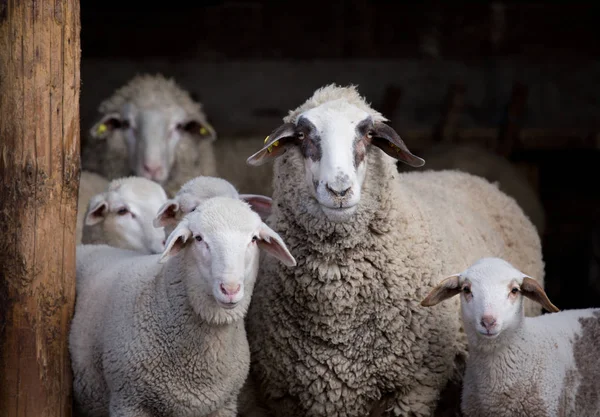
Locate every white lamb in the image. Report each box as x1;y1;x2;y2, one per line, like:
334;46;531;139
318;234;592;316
70;196;296;417
154;175;273;235
421;257;600;417
82;73;218;196
81;176;168;254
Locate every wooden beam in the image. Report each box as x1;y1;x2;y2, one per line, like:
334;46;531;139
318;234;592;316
0;1;81;416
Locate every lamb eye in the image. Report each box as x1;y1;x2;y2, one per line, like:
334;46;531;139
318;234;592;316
366;130;374;139
511;287;519;294
117;208;129;216
297;132;305;140
195;235;203;242
462;287;471;295
252;235;258;242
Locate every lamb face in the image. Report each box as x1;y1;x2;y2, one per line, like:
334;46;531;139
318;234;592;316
247;89;424;222
84;177;168;254
160;197;296;318
90;75;216;184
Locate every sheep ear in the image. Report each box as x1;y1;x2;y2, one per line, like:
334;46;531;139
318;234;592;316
154;199;180;228
240;194;272;221
90;112;124;139
521;277;560;313
246;123;297;166
421;274;462;307
84;195;109;226
179;119;217;142
257;223;296;267
159;221;192;264
371;122;425;168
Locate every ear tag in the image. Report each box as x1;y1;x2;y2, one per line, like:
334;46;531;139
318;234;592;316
390;143;400;151
97;123;107;134
267;140;279;153
199;127;208;135
264;135;270;144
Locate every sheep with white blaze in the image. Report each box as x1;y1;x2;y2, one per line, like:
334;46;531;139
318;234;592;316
421;257;600;417
82;176;168;254
70;196;297;417
154;175;273;235
82;73;217;196
242;84;545;417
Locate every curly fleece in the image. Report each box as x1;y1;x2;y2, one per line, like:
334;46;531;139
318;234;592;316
81;74;217;196
245;85;544;417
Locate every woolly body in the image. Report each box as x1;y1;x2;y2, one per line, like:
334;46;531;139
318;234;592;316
82;74;217;196
70;197;294;417
245;84;544;417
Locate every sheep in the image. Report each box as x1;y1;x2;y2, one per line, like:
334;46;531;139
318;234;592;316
153;175;273;236
421;257;600;417
70;196;297;417
77;171;110;244
81;176;168;254
397;143;546;236
82;73;218;196
241;84;545;417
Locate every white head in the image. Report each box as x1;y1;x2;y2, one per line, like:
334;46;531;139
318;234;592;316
89;74;216;183
83;176;168;254
153;176;273;234
246;84;424;222
421;257;559;341
158;197;296;323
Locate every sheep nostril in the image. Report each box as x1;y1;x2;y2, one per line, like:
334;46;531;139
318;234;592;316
220;283;241;296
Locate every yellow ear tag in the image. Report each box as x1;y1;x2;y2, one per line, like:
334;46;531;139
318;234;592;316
267;140;280;153
390;143;400;151
264;135;270;144
97;123;107;134
199;127;208;135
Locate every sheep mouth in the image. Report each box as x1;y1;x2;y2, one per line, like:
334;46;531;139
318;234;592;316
217;301;239;310
478;330;500;338
320;204;357;221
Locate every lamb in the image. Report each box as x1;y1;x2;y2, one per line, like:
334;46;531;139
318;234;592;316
77;171;110;244
153;175;273;236
81;176;168;254
421;257;600;417
82;73;218;196
70;196;297;417
241;84;545;417
397;143;546;236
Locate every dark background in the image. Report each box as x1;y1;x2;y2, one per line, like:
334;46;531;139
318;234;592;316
80;1;600;310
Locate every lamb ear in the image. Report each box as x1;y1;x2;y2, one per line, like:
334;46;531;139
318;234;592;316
154;199;181;228
521;277;560;313
84;195;109;226
421;274;462;307
179;119;217;142
240;194;272;221
159;221;192;264
90;112;124;139
257;223;296;267
246;123;297;166
371;122;425;167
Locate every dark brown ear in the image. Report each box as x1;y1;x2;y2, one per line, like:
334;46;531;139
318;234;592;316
521;277;560;313
89;113;127;139
371;122;425;167
177;119;217;142
246;123;297;166
421;274;462;307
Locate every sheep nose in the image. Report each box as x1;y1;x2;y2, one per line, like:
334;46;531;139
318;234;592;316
143;163;163;178
325;183;352;198
480;315;497;331
219;283;241;296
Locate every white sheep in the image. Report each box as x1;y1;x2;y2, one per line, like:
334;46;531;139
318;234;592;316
70;196;297;417
82;73;218;196
241;84;545;417
421;257;600;417
153;175;273;235
82;176;168;254
77;170;110;244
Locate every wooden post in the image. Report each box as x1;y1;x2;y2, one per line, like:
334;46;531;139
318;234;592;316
0;1;81;416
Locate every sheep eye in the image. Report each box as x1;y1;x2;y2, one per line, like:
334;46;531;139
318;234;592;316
297;132;305;140
252;235;259;242
117;208;129;216
195;235;203;242
511;287;519;294
462;287;471;295
366;130;374;139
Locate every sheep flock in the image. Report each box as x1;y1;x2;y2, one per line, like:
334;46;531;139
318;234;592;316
71;77;599;417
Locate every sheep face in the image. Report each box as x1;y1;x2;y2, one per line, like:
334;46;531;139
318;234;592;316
84;179;168;254
159;197;296;314
421;257;559;340
91;103;215;184
247;100;424;222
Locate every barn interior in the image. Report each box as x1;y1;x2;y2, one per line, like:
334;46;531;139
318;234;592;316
80;0;600;311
